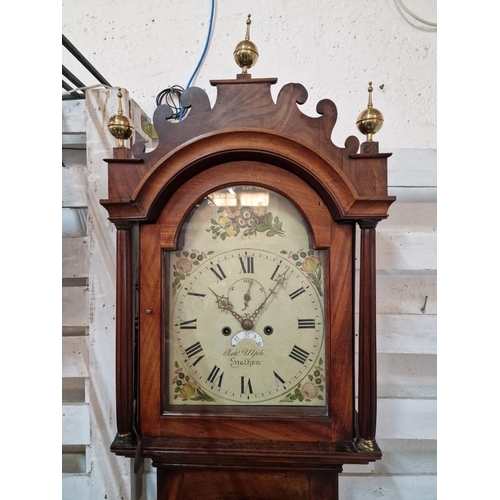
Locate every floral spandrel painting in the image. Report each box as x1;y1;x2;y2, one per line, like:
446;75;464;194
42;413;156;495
208;205;285;240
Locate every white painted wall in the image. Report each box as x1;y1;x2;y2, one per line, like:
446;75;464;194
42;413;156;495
62;1;437;499
62;0;436;149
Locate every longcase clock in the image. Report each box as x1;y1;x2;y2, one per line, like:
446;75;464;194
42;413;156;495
100;24;395;500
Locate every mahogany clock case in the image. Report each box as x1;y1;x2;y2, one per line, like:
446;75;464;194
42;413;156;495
101;77;394;495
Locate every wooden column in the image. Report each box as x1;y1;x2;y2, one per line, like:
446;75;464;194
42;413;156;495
356;220;379;451
113;224;135;445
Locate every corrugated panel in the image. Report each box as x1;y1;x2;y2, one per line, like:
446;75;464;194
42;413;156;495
377;314;436;354
355;353;436;399
340;474;437;500
62;237;88;278
378;353;437;399
355;231;436;271
375;271;437;315
62;163;87;207
62;99;86;134
388;149;437;187
62;208;88;238
62;404;90;445
344;438;437;474
62;377;87;403
62;286;89;327
373;439;437;475
62;445;88;473
354;271;437;315
377;399;437;440
63;133;86;150
383;187;436;232
62;474;90;500
350;152;437;499
371;313;437;355
62;337;89;378
376;232;436;270
62;93;91;494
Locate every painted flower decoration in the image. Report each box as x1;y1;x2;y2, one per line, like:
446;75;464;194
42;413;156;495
252;205;267;217
241;208;253;220
175;257;193;275
301;381;318;399
172;249;213;295
225;207;241;218
218;215;231;228
179;380;196;399
280;358;324;403
301;256;321;274
236;215;247;228
208;205;284;239
246;217;258;229
281;249;323;297
226;224;239;237
173;362;216;402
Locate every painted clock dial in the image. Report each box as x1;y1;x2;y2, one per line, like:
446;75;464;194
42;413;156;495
165;186;326;408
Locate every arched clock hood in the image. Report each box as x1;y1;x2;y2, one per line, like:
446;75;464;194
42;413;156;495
101;78;394;225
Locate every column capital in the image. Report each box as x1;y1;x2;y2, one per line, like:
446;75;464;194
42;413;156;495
357;219;379;230
114;221;135;231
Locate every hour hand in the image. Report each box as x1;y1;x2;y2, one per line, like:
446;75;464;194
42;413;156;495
208;287;231;311
208;288;246;325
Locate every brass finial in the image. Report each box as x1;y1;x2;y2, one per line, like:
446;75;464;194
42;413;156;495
108;88;134;147
233;14;259;74
356;82;384;142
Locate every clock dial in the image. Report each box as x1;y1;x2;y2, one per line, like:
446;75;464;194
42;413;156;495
165;186;327;408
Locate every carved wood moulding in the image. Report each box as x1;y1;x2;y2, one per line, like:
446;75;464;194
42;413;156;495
101;77;395;224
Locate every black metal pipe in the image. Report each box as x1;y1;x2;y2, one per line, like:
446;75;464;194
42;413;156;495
62;79;83;99
63;94;85;100
62;35;112;87
62;80;73;91
62;65;86;92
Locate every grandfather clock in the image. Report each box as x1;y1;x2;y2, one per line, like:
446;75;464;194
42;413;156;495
101;17;395;500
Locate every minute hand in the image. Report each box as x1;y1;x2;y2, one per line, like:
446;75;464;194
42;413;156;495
249;268;289;322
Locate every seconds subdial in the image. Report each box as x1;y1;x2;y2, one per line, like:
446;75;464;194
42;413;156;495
228;278;266;316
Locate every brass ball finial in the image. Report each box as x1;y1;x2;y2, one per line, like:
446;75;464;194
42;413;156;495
356;82;384;142
233;14;259;74
108;88;134;147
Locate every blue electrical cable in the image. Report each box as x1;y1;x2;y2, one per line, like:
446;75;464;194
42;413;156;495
179;0;215;120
